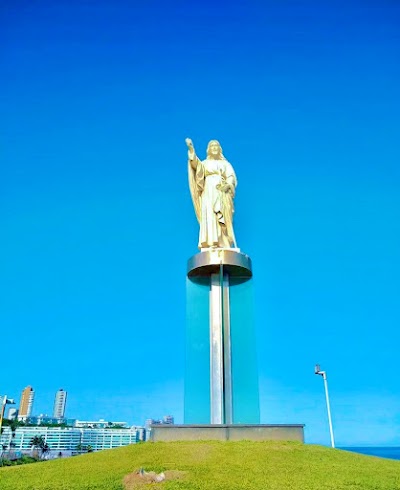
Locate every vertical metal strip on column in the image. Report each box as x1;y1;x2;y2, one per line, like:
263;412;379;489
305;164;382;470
222;270;233;424
210;272;224;424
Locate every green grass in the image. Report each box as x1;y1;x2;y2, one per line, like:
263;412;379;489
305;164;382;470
0;441;399;490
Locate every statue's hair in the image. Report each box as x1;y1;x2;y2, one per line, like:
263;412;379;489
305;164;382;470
207;140;226;160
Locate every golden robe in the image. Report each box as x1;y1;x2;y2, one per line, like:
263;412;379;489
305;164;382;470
188;156;237;249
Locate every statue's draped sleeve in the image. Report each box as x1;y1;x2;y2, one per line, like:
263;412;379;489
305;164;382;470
220;160;237;247
188;155;203;224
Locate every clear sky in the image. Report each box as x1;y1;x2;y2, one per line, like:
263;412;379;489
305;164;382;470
1;0;399;446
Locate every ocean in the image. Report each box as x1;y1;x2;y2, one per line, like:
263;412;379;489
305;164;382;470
340;447;400;461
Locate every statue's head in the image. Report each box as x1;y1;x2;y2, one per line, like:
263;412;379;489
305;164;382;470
207;140;225;160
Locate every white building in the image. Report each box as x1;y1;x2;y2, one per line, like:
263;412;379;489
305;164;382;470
53;389;67;418
7;408;18;420
0;426;141;457
162;415;174;425
145;415;174;427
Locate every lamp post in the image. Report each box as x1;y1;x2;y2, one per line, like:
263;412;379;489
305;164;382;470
314;364;335;448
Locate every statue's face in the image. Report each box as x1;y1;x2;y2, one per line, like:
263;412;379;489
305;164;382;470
208;142;221;158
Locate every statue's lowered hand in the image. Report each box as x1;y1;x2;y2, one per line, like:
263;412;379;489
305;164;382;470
221;183;234;194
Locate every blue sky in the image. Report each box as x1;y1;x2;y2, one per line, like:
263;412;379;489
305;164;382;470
1;0;399;446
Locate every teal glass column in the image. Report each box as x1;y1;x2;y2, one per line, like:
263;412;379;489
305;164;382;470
230;276;260;423
184;276;210;423
185;250;260;424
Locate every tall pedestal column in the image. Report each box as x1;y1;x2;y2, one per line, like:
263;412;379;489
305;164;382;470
185;249;259;425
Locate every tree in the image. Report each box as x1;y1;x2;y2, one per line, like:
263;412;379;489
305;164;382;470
41;443;50;459
30;435;46;459
9;419;19;450
86;445;93;453
30;435;45;449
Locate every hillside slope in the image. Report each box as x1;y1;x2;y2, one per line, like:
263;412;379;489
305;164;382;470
0;440;399;490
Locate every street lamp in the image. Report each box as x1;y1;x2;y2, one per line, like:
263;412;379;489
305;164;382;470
315;364;335;448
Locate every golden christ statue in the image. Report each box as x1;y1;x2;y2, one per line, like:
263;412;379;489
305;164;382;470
186;138;237;249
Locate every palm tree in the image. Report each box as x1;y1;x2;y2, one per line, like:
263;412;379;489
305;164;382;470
30;435;45;448
41;443;50;459
9;419;19;435
30;435;46;459
9;419;19;453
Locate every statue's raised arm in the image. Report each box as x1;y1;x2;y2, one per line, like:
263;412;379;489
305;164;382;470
186;138;238;250
185;138;198;169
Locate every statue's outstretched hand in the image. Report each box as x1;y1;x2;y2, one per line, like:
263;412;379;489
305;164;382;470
185;138;194;150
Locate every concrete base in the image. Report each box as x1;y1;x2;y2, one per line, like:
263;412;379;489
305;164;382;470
150;424;305;442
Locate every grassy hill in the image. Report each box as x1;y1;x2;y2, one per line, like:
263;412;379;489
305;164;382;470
0;440;399;490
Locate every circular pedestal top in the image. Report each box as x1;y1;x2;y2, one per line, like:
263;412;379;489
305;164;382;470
187;249;252;280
